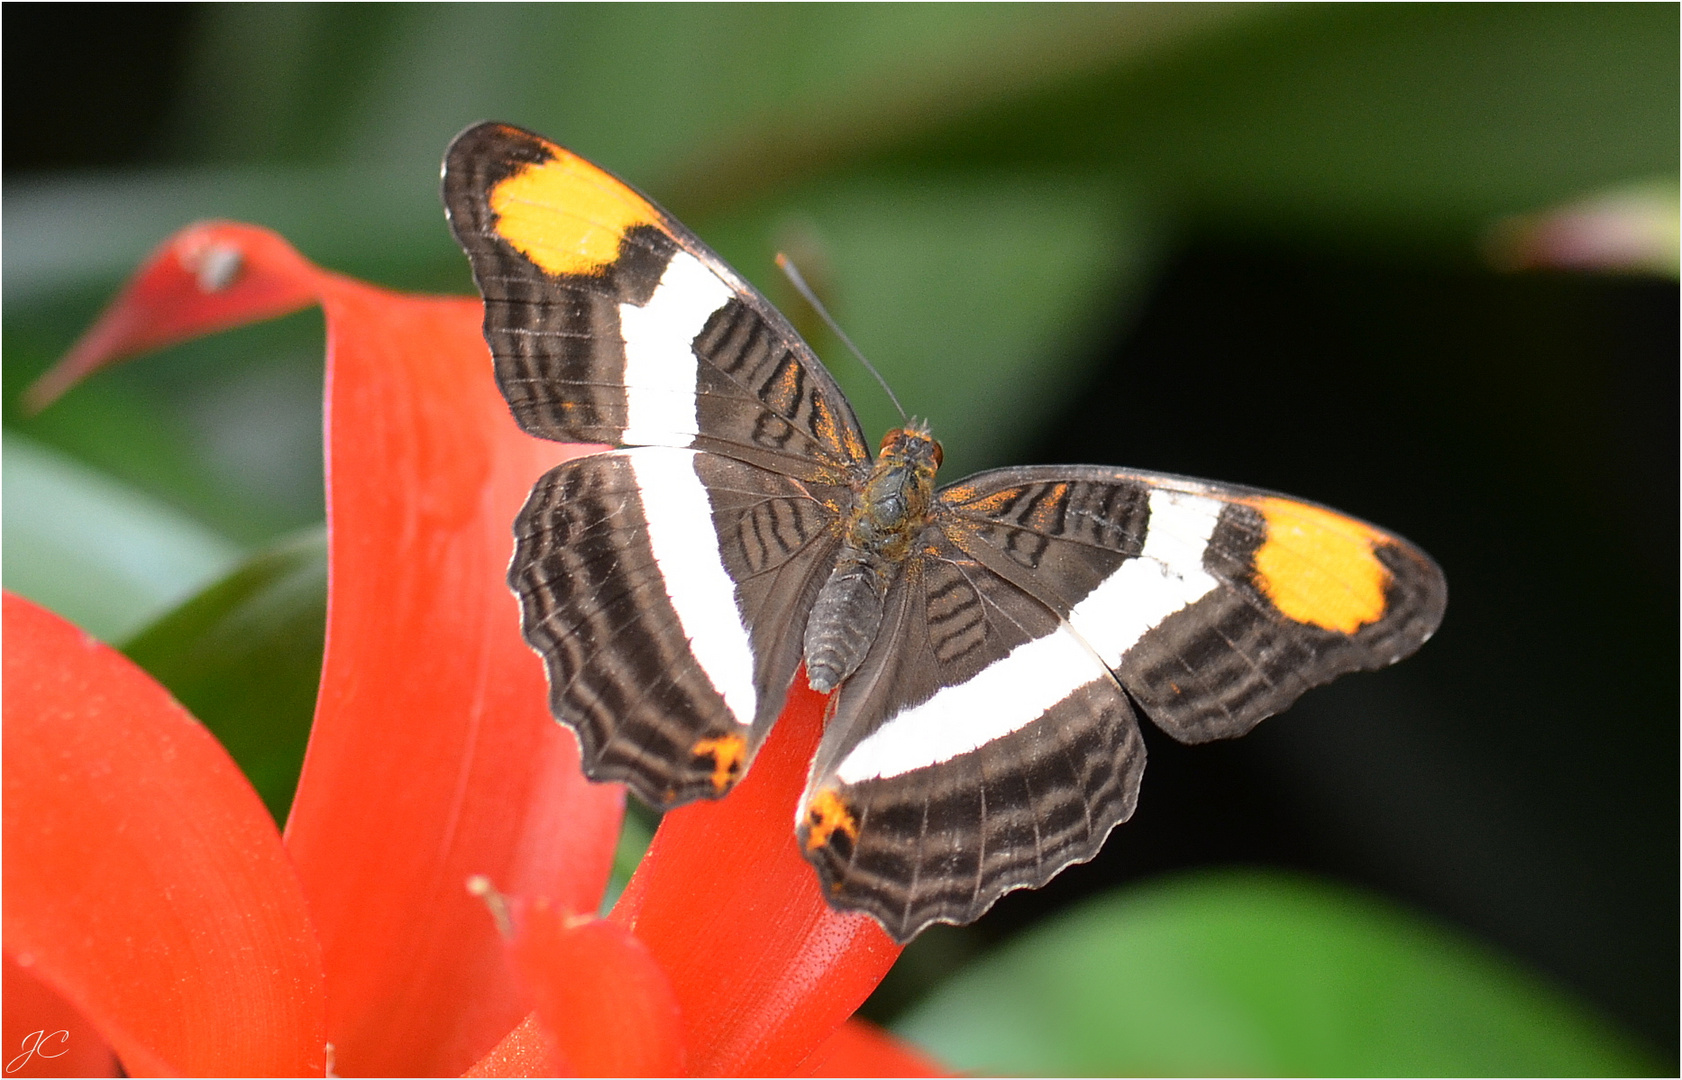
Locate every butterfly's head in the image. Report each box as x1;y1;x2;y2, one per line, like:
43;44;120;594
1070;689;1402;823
878;419;943;473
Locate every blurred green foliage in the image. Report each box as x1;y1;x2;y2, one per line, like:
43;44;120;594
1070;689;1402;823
8;5;1673;532
896;869;1660;1076
2;431;242;640
4;4;1673;1074
121;529;327;824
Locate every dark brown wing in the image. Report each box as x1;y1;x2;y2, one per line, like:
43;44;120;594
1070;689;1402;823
443;121;870;482
512;447;847;808
796;465;1444;941
937;465;1447;742
797;529;1145;942
444;122;875;807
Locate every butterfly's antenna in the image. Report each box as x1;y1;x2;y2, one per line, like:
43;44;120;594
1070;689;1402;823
776;252;907;423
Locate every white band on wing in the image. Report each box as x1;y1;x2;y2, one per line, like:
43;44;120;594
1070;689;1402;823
619;250;733;447
835;488;1223;783
629;448;759;730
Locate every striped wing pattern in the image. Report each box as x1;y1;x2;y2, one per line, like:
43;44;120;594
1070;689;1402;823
442;122;1448;943
514;449;846;808
800;468;1445;937
443;122;869;483
942;467;1446;741
800;530;1145;940
444;122;868;805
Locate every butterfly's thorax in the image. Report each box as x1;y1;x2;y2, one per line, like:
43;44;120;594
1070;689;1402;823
804;423;943;693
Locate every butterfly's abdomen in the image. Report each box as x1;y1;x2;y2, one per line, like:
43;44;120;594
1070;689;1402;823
805;423;943;693
805;559;891;693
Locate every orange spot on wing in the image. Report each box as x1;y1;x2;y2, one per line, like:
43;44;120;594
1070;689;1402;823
1028;482;1069;529
691;734;747;795
1249;497;1391;634
812;396;865;461
490;150;661;276
804;788;859;851
773;361;801;406
953;487;1016;513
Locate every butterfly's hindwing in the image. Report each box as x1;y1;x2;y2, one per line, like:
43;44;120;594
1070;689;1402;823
695;451;852;742
806;672;1145;943
513;447;843;807
798;531;1146;941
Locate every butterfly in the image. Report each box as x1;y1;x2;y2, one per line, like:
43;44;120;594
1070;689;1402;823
441;121;1447;943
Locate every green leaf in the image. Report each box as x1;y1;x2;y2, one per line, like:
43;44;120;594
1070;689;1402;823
164;5;1244;186
122;527;327;823
895;869;1661;1077
918;4;1679;245
1;431;244;641
597;801;660;917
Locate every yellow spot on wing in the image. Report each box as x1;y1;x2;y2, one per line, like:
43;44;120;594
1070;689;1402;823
804;788;859;851
490;151;660;276
691;734;747;794
1250;497;1391;634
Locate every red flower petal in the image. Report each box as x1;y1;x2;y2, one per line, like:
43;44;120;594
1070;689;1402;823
611;679;904;1077
32;223;627;1076
2;594;327;1076
3;955;120;1078
509;902;685;1077
286;273;623;1077
461;1013;561;1078
795;1018;947;1077
22;221;321;411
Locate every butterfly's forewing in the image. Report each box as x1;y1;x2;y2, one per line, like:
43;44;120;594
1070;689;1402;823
939;467;1446;742
443;122;870;482
797;529;1146;942
444;122;870;804
800;467;1445;940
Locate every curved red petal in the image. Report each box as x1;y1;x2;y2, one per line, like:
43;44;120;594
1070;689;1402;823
795;1018;947;1077
36;221;628;1074
2;594;327;1077
281;278;623;1077
3;955;120;1078
610;680;903;1077
461;1013;566;1079
24;222;323;411
511;904;684;1078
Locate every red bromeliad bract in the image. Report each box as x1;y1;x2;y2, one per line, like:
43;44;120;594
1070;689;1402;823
2;222;941;1078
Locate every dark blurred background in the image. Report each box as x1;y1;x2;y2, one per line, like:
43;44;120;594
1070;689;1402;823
4;3;1675;1067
